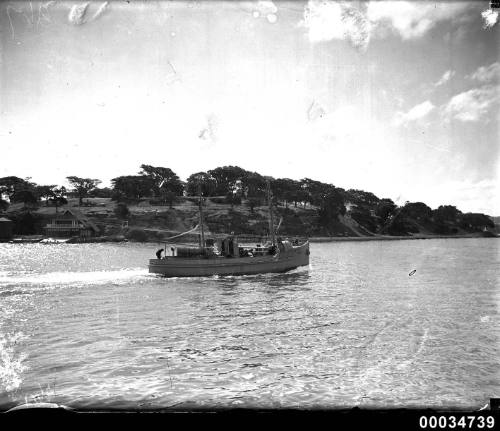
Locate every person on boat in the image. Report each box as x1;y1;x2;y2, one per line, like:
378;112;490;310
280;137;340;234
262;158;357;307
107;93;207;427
156;248;164;259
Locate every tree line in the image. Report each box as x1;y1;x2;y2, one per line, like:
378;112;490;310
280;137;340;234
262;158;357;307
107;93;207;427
0;164;495;235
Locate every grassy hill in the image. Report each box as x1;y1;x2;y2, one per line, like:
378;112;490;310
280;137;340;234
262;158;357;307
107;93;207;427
4;196;497;242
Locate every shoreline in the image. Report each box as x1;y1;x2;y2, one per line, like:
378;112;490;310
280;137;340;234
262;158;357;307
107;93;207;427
5;232;497;244
308;233;498;242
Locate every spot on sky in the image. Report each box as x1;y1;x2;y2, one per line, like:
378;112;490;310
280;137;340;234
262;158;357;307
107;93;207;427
68;3;89;25
68;2;108;26
267;14;277;24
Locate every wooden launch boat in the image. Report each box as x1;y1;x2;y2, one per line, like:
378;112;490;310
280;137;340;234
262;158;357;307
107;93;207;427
149;238;310;277
148;182;310;277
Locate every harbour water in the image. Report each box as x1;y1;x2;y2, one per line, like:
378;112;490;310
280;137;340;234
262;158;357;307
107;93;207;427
0;239;498;409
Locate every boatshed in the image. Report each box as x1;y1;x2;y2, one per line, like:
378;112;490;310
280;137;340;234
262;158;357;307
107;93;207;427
44;209;99;238
0;217;14;241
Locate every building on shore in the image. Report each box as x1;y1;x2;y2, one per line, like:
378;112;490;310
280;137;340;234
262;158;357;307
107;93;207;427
0;217;14;241
44;209;100;238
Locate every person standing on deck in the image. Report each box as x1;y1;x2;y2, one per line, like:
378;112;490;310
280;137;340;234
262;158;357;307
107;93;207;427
156;248;164;259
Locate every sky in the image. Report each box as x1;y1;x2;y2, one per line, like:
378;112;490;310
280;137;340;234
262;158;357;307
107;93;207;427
0;1;499;215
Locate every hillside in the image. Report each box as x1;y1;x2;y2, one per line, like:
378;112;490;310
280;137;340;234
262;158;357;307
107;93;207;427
3;196;496;243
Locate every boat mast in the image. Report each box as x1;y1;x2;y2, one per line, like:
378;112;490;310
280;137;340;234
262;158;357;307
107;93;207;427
266;180;276;246
198;183;205;252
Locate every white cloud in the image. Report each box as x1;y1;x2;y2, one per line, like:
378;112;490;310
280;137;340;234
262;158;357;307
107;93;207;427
443;86;500;122
434;70;455;87
470;62;500;84
367;1;471;40
423;178;500;215
393;100;435;126
301;1;472;50
481;8;498;29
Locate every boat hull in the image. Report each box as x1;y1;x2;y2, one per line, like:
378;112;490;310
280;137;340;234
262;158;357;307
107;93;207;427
149;242;310;277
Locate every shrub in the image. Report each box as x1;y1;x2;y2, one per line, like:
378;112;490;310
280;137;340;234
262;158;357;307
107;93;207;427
209;197;226;204
225;193;241;206
126;228;147;242
114;203;129;219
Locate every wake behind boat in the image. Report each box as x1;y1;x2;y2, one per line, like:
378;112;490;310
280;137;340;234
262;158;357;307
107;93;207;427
148;181;310;277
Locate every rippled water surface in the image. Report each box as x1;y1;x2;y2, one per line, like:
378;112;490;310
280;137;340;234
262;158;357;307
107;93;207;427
0;239;498;409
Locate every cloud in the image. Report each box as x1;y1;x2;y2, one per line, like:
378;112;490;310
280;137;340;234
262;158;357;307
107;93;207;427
300;1;371;51
434;70;455;87
366;1;472;40
481;8;498;29
425;178;500;215
301;1;472;50
469;62;500;84
393;100;435;126
443;86;500;122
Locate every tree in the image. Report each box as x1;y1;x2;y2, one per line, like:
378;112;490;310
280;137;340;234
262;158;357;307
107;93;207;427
433;205;462;223
272;178;302;208
139;164;184;196
246;197;262;213
300;178;332;207
66;177;101;205
241;171;267;199
11;190;38;206
375;199;397;225
402;202;432;222
460;213;494;231
114;202;130;219
35;185;55;205
318;188;346;229
225;192;241;209
0;176;35;201
350;206;378;233
89;187;113;198
345;189;380;207
186;172;217;196
111;175;155;201
0;198;9;211
48;187;68;213
163;190;177;208
207;166;248;196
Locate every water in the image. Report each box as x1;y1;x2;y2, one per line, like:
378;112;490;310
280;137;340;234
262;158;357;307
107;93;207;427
0;239;498;409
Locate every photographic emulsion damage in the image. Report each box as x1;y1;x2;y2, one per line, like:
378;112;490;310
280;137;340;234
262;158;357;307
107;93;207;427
0;0;498;423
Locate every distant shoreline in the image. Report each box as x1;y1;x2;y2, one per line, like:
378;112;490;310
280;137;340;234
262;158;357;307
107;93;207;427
308;233;498;242
4;232;497;244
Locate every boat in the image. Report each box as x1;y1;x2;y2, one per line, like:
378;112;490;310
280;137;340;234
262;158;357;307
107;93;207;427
40;237;71;244
148;182;310;277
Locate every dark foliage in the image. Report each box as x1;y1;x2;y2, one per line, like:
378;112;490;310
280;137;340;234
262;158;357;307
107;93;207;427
114;203;130;219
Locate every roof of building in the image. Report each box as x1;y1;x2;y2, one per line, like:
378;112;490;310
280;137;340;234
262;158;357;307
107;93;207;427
53;209;99;233
0;217;12;222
